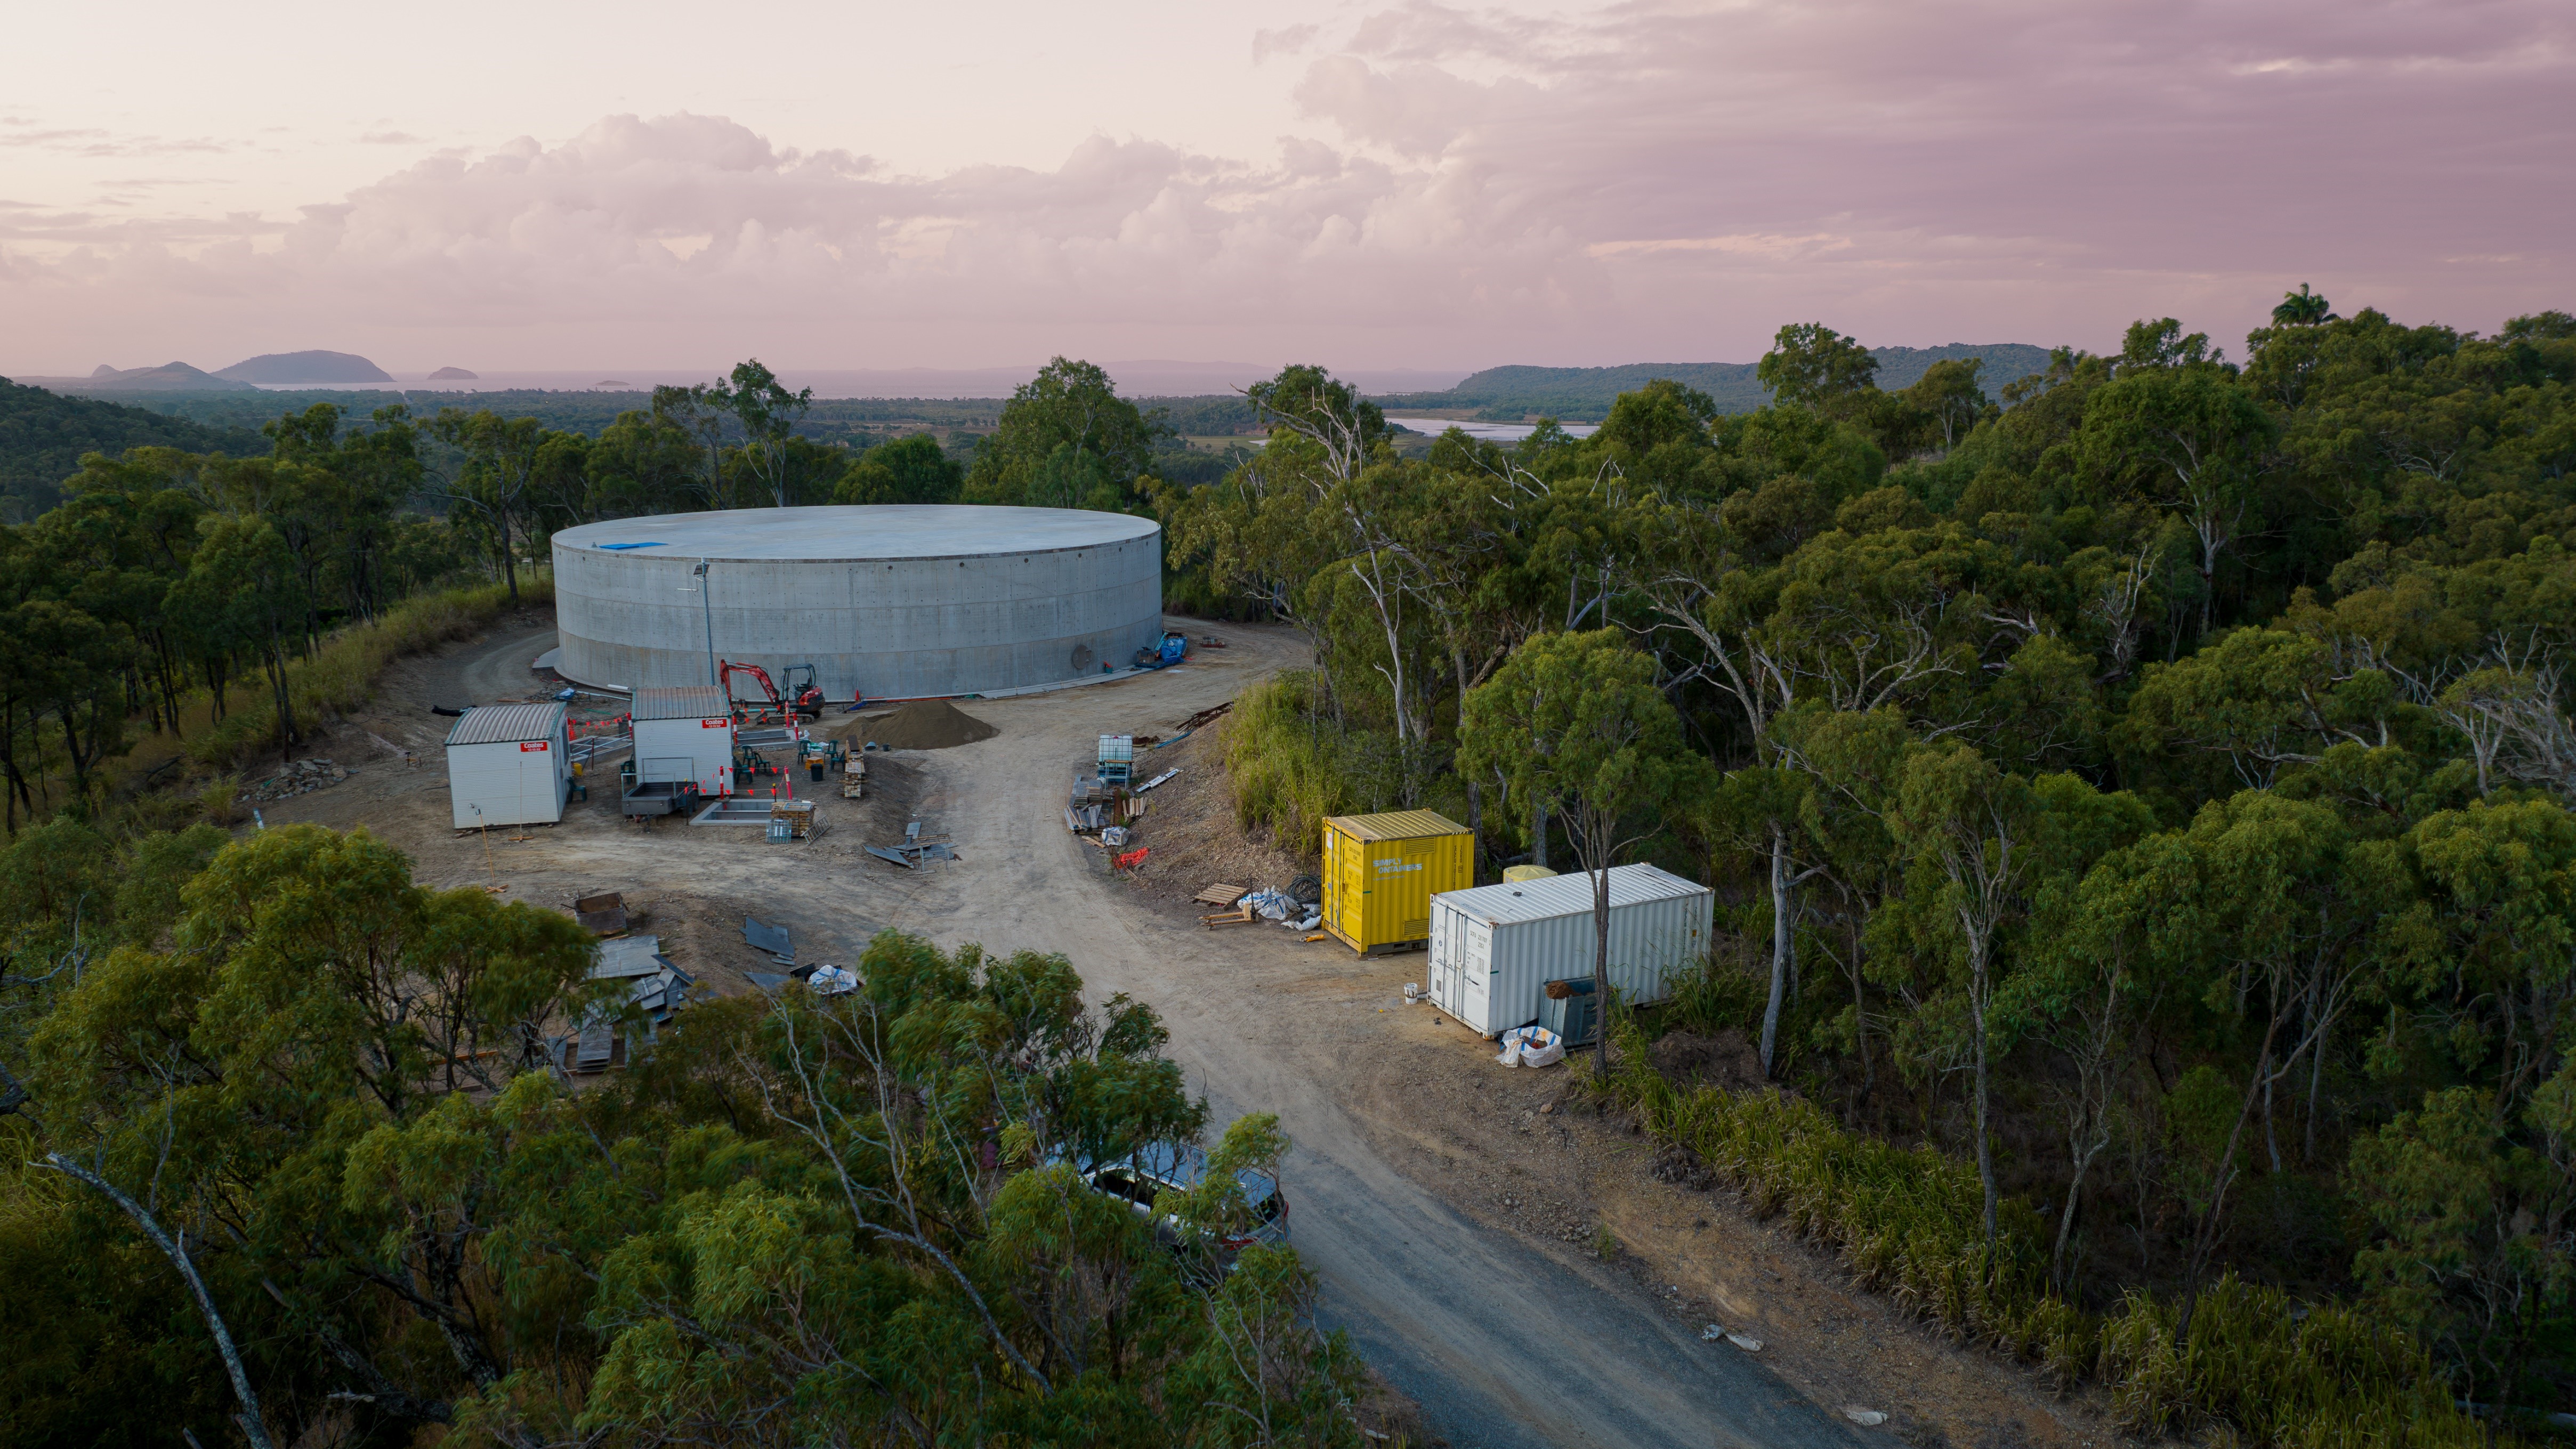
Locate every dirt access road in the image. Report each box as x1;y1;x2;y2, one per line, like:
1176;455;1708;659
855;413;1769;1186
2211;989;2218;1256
287;617;1875;1449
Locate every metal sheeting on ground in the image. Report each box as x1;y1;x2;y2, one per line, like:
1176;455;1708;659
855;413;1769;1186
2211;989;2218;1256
742;916;793;964
592;935;669;978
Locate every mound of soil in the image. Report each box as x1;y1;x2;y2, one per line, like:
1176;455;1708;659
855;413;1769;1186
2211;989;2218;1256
1649;1029;1771;1093
854;699;999;751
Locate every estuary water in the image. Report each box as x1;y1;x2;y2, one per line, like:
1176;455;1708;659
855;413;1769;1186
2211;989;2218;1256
1383;416;1600;442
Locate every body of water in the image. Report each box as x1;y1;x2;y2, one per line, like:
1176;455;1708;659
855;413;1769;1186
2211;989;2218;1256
1384;416;1598;442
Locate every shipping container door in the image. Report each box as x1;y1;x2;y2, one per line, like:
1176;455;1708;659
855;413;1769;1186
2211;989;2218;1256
1427;908;1459;1015
1335;833;1367;941
1464;921;1492;1032
1396;852;1431;941
1320;832;1341;936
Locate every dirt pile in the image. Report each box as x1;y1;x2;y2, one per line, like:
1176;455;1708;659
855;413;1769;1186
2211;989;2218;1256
1648;1029;1770;1093
854;699;999;751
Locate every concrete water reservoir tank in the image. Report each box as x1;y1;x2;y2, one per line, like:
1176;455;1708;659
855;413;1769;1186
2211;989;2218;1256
550;505;1164;700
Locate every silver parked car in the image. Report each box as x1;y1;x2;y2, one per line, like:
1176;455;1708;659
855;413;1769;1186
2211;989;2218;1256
1074;1140;1289;1268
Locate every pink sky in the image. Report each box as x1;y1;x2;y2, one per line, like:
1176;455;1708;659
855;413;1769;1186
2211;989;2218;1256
3;1;2569;377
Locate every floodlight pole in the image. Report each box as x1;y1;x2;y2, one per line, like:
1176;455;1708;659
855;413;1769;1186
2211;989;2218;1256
693;559;716;687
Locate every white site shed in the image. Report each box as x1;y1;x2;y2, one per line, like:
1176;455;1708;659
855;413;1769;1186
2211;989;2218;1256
1426;864;1714;1038
631;685;734;797
444;702;572;829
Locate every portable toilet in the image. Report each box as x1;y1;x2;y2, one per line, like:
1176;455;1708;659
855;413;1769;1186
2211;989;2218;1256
1424;864;1713;1038
444;702;572;829
631;685;736;797
1319;810;1473;954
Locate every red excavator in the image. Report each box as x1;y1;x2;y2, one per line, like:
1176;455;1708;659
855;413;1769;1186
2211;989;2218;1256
718;661;827;723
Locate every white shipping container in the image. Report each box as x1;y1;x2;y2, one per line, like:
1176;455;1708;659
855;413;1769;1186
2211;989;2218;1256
1426;864;1714;1038
445;702;572;829
631;685;736;796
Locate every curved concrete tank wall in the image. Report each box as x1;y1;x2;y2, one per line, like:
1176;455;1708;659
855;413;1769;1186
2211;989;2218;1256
550;505;1162;699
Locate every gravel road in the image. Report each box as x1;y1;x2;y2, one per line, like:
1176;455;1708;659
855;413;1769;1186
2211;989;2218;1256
330;619;1868;1449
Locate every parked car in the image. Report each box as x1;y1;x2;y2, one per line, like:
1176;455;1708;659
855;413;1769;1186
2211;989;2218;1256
1068;1140;1288;1270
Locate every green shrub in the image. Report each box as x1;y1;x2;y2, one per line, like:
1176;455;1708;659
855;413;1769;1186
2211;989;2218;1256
1224;672;1366;856
1661;953;1767;1038
1604;1020;2501;1447
2097;1278;2483;1448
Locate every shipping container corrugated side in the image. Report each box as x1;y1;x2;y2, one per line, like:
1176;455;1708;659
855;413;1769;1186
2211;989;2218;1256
1320;811;1473;953
1425;864;1713;1037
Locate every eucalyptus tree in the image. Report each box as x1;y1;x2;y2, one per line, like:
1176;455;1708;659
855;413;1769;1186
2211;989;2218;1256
427;409;545;604
1460;630;1713;1070
2078;344;2276;635
967;357;1161;509
712;357;817;508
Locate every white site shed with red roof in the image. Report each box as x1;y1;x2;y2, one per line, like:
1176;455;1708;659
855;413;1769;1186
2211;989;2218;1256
444;701;572;829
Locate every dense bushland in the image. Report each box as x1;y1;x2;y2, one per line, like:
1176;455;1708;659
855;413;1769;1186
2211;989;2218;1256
0;825;1380;1446
1177;304;2576;1430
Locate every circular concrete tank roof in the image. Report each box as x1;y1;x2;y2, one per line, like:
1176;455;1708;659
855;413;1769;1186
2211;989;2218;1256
553;505;1156;562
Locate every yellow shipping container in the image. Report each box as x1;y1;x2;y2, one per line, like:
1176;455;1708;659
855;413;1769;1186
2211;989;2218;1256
1321;810;1473;954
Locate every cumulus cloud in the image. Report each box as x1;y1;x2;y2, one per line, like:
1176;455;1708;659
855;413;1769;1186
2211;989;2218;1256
2;1;2569;370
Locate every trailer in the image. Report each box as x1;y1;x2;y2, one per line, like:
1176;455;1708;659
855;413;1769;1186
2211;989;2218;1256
445;702;572;829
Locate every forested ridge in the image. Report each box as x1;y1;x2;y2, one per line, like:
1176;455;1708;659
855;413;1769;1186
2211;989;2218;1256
1168;297;2576;1437
1372;343;2057;421
0;377;269;522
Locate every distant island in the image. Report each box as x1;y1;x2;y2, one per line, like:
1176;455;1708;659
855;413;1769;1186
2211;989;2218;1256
427;366;479;381
1374;343;2058;420
214;350;394;384
77;361;257;392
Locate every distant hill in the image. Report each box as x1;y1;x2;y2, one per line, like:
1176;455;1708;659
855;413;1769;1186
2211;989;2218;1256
0;376;270;521
215;350;393;384
427;366;479;380
1374;344;2059;422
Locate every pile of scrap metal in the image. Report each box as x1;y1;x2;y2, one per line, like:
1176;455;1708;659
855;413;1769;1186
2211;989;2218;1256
747;962;858;995
866;820;958;869
740;918;864;996
561;933;696;1073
